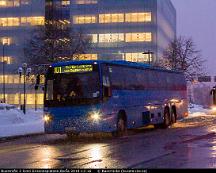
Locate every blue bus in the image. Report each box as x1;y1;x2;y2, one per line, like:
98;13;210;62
44;60;188;136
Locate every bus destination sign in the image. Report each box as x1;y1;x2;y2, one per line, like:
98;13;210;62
54;65;93;74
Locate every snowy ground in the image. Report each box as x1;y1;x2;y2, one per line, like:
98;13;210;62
0;106;44;138
0;104;214;138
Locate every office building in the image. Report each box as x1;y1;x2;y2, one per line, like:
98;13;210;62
0;0;176;106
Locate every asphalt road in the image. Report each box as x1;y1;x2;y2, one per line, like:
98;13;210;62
1;114;216;169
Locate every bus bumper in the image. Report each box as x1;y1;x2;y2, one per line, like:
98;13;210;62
44;113;116;134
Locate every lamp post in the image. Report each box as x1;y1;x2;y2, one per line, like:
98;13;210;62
143;50;154;64
18;63;31;114
2;43;7;103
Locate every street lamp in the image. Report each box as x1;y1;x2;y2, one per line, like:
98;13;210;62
18;63;31;114
143;50;154;64
2;43;8;103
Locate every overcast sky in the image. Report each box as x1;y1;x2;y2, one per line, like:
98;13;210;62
171;0;216;75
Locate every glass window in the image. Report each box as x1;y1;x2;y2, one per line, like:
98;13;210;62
53;72;100;100
62;0;70;6
0;17;19;27
78;54;98;60
0;0;20;7
99;33;124;43
99;13;124;23
125;52;153;63
125;12;152;22
21;0;30;5
73;15;97;24
125;33;152;42
89;34;98;43
0;56;14;64
21;16;44;26
1;37;13;45
27;16;44;26
75;0;97;4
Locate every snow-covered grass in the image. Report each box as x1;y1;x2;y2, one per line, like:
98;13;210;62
0;105;44;138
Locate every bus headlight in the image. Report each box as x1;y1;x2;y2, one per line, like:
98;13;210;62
211;106;216;111
88;111;102;122
44;114;53;123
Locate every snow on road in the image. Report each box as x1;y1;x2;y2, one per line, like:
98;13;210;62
0;103;214;138
188;104;209;118
0;106;44;138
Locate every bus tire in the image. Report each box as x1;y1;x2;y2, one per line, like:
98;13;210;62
116;110;128;136
171;106;177;124
163;107;171;128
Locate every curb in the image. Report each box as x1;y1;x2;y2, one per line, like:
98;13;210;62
0;133;45;143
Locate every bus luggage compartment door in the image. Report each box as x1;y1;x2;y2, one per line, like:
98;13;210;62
142;111;151;125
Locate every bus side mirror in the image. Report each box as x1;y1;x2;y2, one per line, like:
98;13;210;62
104;86;112;98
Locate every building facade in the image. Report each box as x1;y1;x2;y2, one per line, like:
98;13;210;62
71;0;176;63
0;0;45;107
0;0;176;107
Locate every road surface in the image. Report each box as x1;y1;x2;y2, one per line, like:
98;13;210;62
1;114;216;168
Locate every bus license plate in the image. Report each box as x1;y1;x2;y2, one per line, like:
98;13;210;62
65;127;76;132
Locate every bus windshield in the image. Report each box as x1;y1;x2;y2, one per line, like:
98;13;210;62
46;71;100;102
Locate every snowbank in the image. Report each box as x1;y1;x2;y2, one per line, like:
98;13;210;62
0;107;44;138
188;104;208;117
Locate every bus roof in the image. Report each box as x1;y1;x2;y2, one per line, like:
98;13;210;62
52;60;182;74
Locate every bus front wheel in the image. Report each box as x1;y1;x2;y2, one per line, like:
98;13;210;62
171;106;177;124
116;110;128;136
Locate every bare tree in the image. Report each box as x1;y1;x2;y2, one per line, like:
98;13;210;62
23;23;90;68
23;22;90;88
159;36;206;81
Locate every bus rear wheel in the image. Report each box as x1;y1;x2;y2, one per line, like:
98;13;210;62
163;107;171;128
116;110;127;136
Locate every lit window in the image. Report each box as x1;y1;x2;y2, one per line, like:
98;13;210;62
0;17;19;27
21;16;44;26
21;0;31;5
0;75;44;84
88;34;98;43
0;56;14;64
14;0;20;6
1;37;13;45
0;0;20;7
0;0;7;7
73;15;97;24
78;54;98;60
75;0;97;5
62;0;70;6
99;13;124;23
0;93;44;105
125;33;152;42
99;33;124;43
125;53;153;62
28;17;44;26
125;12;151;23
